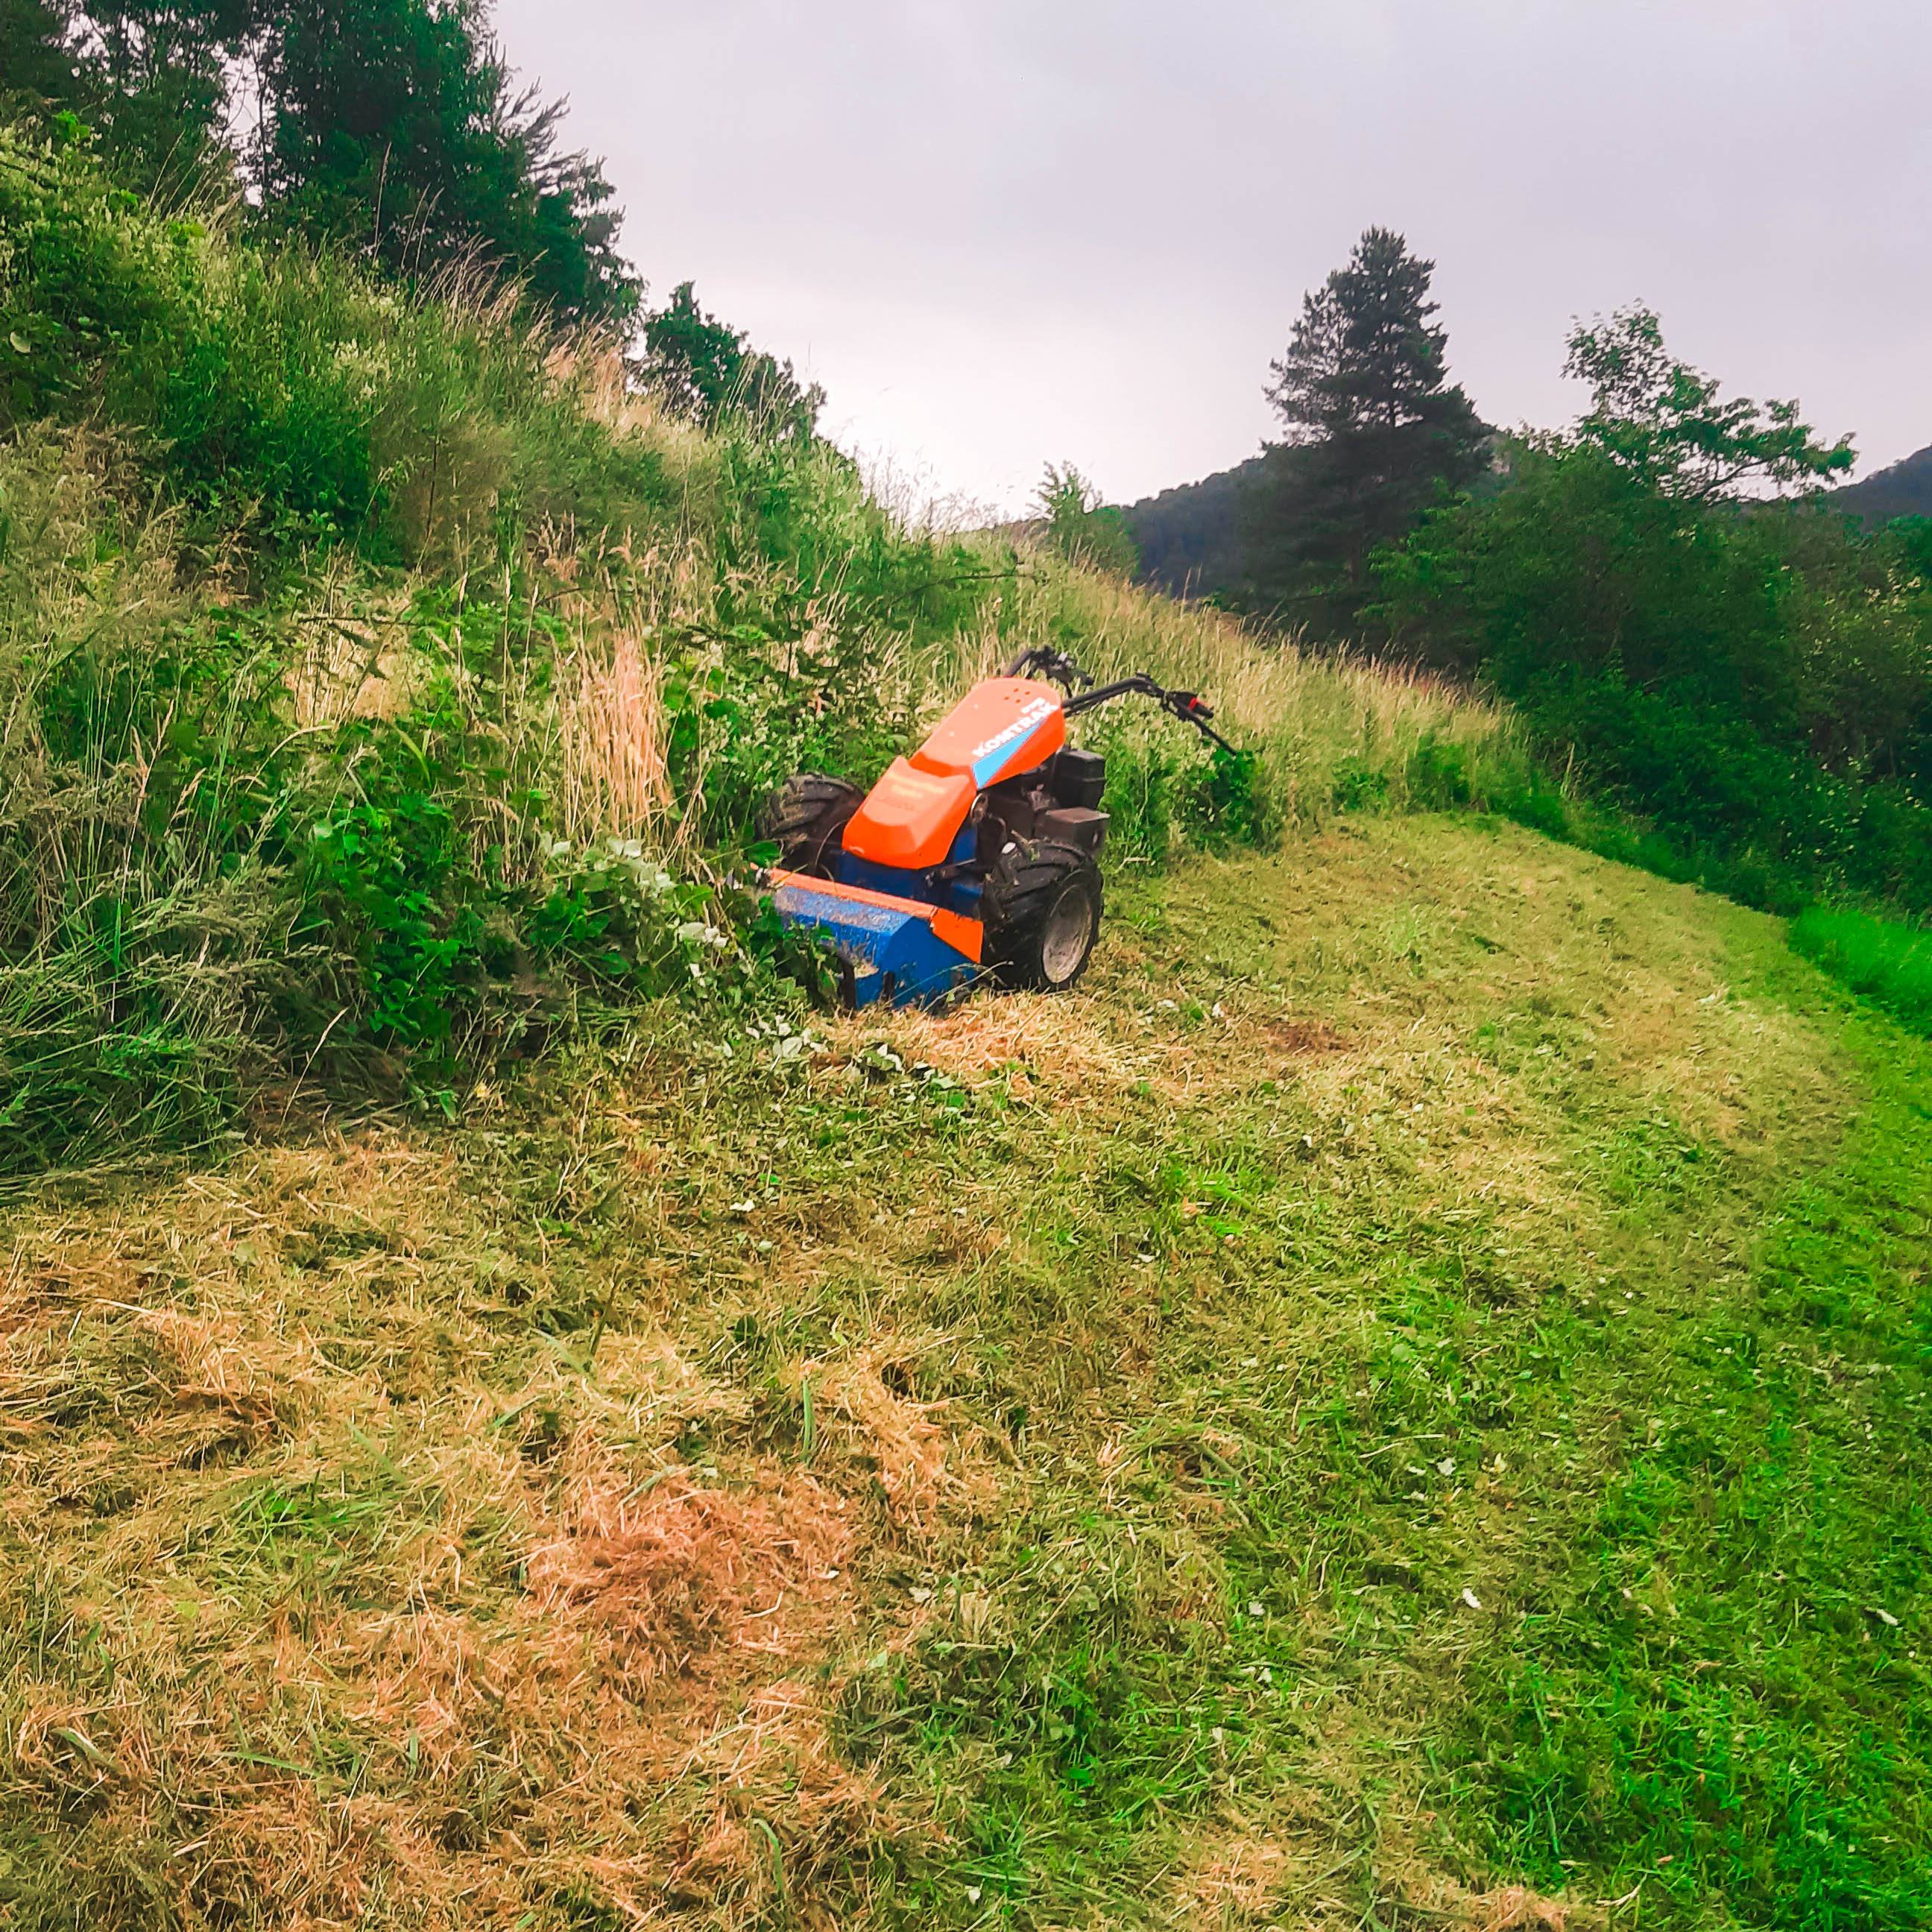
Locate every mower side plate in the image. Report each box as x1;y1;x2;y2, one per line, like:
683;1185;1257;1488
769;870;984;1008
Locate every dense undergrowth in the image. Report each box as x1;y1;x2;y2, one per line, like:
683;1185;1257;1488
1366;325;1932;979
0;126;1531;1179
11;116;1918;1196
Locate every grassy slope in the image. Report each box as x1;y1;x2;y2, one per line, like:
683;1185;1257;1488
5;126;1544;1175
3;814;1928;1931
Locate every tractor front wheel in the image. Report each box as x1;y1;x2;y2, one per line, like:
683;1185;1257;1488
985;842;1102;992
760;772;864;877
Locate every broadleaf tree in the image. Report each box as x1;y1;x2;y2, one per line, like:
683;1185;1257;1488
1365;310;1932;909
0;0;250;195
1565;304;1854;500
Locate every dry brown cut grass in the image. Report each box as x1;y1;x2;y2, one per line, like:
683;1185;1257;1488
0;815;1872;1927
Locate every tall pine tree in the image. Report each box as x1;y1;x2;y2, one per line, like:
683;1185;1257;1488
1244;227;1487;634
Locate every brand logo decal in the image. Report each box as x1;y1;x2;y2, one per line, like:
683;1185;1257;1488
971;697;1055;763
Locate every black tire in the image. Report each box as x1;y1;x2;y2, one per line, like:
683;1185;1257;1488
759;772;864;877
984;840;1103;992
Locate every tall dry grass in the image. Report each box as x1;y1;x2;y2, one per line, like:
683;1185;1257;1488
556;632;675;848
0;429;307;1172
983;545;1526;821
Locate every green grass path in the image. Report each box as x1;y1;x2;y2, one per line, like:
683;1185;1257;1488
2;817;1928;1930
829;821;1932;1928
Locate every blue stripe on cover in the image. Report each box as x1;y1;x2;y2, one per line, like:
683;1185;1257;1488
969;717;1046;789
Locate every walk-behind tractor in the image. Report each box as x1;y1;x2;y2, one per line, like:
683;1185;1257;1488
759;647;1235;1007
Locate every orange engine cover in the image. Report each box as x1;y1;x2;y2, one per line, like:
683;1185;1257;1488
840;757;977;869
843;677;1065;870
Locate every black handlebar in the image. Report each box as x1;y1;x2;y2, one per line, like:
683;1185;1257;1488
1003;647;1237;754
1004;645;1090;689
1064;675;1237;754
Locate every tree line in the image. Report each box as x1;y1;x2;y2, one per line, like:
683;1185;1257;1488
1150;227;1932;912
0;0;820;429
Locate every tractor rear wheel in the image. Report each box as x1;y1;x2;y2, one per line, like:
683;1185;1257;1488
760;772;864;877
985;841;1103;992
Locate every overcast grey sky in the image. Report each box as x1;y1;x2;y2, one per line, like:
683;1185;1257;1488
497;0;1930;516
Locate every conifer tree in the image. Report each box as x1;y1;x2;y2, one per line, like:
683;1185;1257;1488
1246;227;1487;633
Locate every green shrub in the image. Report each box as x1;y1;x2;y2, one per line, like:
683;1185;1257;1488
1098;739;1180;864
1405;732;1474;809
1330;756;1392;813
1093;732;1279;867
1521;672;1932;911
1196;743;1277;847
1035;462;1139;576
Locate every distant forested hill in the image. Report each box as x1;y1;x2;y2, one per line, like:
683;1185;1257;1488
1120;456;1263;599
1831;443;1932;523
1121;434;1932;604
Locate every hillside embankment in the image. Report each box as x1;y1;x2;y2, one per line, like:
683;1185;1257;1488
4;815;1928;1928
1;127;1533;1179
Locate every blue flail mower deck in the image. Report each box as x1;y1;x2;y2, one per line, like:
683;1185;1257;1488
768;870;983;1008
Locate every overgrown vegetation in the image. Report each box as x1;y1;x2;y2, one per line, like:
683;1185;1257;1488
0;126;1526;1178
1374;307;1932;918
640;280;825;439
1034;461;1139;576
1131;247;1932;964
